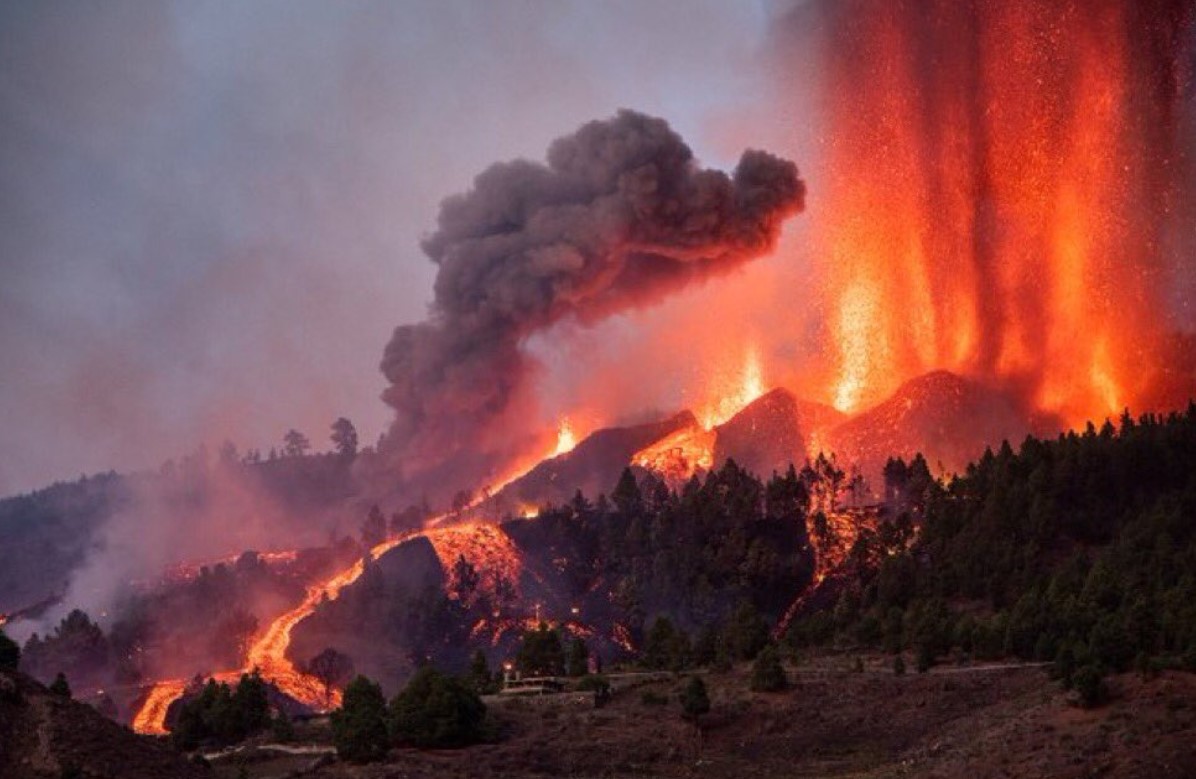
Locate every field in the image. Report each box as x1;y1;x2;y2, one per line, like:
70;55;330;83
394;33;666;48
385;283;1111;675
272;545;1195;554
202;656;1196;779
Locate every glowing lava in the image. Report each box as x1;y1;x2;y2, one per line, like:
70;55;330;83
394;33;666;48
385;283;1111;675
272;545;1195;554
131;678;186;736
697;346;765;429
423;523;525;603
811;0;1191;424
631;424;716;484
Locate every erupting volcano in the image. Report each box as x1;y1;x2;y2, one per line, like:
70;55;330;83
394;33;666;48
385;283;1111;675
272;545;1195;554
129;5;1196;732
801;0;1195;425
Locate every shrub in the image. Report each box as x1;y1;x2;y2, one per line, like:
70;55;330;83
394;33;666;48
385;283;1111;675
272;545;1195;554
679;676;710;723
1072;664;1109;709
389;667;486;748
750;645;787;692
0;630;19;672
331;675;390;763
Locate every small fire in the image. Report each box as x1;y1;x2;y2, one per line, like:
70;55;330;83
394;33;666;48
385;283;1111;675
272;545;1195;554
554;418;578;457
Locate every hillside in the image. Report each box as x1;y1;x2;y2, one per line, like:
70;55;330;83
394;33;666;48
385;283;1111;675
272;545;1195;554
0;669;206;779
190;659;1196;779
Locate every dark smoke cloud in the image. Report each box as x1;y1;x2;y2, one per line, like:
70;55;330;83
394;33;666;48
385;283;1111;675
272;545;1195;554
380;110;804;491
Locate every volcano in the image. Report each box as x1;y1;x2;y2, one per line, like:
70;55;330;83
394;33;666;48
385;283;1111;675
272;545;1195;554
487;411;697;513
825;370;1062;480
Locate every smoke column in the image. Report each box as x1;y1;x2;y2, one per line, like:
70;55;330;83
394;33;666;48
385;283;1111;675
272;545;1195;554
379;110;804;494
781;0;1195;423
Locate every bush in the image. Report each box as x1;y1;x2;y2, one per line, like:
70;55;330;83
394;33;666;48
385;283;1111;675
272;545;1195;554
893;655;906;675
172;671;271;750
576;674;611;706
331;675;390;763
750;645;787;692
0;630;19;672
679;676;710;723
1072;664;1109;709
49;672;71;697
389;667;486;748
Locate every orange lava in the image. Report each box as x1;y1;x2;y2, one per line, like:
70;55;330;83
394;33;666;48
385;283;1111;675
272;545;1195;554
423;523;525;604
632;423;716;484
131;678;186;736
812;0;1188;425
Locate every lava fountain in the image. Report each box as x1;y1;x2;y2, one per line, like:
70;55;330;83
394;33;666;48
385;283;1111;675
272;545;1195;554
804;0;1194;424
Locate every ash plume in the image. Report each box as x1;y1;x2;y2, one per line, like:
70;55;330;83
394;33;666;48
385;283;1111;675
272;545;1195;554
380;110;804;492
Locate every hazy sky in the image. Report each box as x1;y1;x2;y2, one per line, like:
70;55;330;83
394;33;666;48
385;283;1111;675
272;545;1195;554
0;1;801;495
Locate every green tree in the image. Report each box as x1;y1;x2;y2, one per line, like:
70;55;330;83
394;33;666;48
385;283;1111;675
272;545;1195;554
389;667;486;748
331;675;390;764
679;676;710;723
750;645;787;692
467;650;495;694
611;467;643;516
726;602;769;661
330;417;359;458
515;623;565;677
1072;664;1108;708
0;630;19;671
566;638;589;677
49;672;71;697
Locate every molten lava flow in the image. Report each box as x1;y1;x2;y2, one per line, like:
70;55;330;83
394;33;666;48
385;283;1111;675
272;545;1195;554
423;523;525;603
631;424;716;484
131;678;186;736
811;0;1192;424
132;532;416;733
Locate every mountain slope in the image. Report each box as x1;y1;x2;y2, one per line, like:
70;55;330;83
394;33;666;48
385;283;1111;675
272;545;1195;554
0;670;205;779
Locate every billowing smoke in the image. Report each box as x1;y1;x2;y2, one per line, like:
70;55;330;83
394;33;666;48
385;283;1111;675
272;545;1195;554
380;110;804;493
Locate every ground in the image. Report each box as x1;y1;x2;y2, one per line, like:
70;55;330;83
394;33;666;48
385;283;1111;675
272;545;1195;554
201;656;1196;779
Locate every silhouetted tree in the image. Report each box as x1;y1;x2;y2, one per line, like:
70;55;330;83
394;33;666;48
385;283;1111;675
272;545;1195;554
0;630;18;671
361;505;386;549
330;417;359;458
515;623;565;676
307;648;354;707
331;675;389;763
282;429;311;457
49;672;71;697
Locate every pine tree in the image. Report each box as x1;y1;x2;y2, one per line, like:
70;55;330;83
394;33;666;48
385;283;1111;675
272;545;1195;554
331;675;390;763
49;672;71;697
389;667;486;748
0;630;19;671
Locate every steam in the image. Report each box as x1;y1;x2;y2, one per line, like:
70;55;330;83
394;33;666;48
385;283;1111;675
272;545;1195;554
379;110;804;491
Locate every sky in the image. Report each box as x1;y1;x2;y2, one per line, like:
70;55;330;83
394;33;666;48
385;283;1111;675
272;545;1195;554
0;1;805;495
